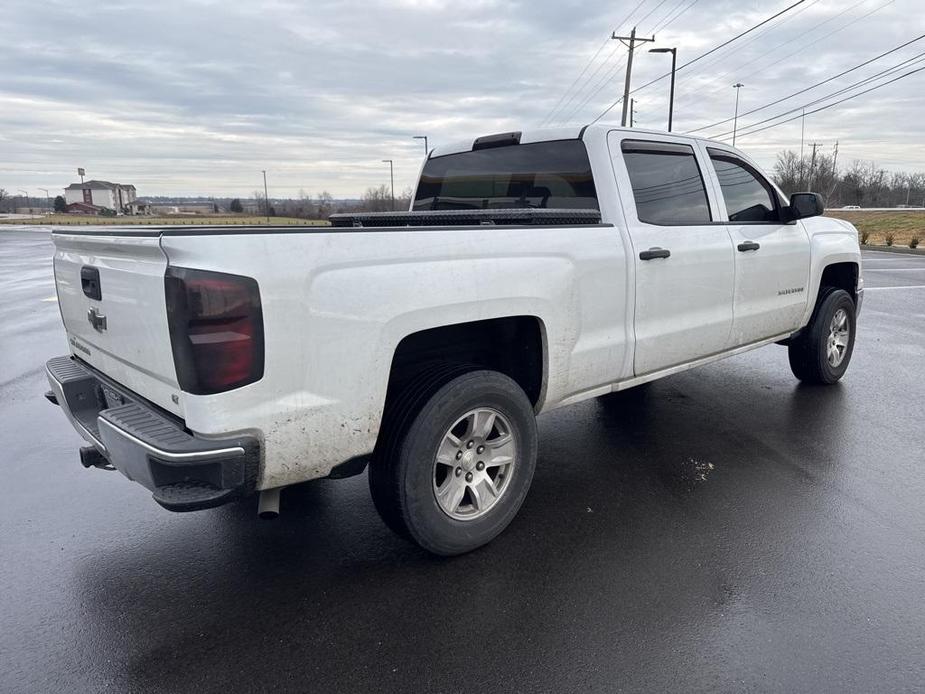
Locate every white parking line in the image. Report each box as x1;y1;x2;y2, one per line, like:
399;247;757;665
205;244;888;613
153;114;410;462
41;296;57;302
864;285;925;291
863;251;925;258
864;268;925;272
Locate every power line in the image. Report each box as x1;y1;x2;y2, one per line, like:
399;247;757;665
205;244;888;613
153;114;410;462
672;0;821;83
633;0;671;31
684;34;925;134
539;0;649;126
684;0;896;108
718;64;925;141
539;37;611;126
709;51;925;139
589;0;807;124
651;0;699;34
556;0;698;125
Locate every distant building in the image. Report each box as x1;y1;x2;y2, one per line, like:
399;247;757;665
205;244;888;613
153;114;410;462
65;202;105;215
64;180;136;213
126;200;153;215
148;202;220;215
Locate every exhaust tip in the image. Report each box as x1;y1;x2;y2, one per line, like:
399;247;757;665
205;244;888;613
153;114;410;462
257;487;281;519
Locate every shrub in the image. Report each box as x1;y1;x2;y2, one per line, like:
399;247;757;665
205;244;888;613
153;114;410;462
885;233;895;246
860;230;870;245
910;236;920;249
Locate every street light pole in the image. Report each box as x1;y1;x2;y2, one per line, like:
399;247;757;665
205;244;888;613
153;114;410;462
38;188;50;211
732;83;744;147
413;135;429;156
649;47;677;132
382;159;395;211
261;170;270;223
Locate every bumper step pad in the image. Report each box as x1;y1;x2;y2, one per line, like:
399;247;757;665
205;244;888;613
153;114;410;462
46;356;259;512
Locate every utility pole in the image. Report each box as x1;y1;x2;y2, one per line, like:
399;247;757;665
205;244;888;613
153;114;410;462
382;159;395;211
828;140;840;201
629;98;636;127
612;27;655;127
799;107;806;188
261;169;270;223
731;83;744;147
808;142;821;189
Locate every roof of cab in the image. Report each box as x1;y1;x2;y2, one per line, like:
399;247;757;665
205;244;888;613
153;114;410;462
427;124;718;159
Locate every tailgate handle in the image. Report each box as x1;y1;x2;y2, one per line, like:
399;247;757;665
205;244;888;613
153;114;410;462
81;267;102;300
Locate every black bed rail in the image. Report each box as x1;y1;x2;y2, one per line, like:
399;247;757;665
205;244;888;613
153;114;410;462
328;208;603;228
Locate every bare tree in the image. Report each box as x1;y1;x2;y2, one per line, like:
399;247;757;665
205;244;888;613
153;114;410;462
361;185;392;212
773;151;801;195
396;186;413;211
773;151;925;208
315;191;334;218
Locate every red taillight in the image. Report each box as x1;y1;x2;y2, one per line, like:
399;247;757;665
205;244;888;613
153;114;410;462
165;268;264;394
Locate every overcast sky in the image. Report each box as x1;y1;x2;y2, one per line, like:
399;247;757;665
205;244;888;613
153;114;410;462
2;0;923;198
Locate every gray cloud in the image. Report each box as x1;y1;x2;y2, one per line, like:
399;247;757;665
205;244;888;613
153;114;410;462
1;0;923;197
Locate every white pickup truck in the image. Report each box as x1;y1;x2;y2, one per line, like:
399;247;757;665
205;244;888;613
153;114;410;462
46;125;862;555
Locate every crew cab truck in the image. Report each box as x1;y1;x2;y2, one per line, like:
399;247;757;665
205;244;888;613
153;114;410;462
46;125;862;555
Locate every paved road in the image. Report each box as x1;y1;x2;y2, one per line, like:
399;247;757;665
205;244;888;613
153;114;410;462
2;230;924;693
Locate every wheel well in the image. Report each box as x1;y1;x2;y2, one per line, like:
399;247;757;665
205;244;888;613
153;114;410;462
387;316;545;407
819;262;858;303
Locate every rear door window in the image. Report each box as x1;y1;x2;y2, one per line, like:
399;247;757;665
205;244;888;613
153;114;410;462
621;140;712;225
707;149;781;223
413;140;598;211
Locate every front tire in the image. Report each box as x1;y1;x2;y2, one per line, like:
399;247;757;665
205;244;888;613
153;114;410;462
369;369;537;556
788;288;857;384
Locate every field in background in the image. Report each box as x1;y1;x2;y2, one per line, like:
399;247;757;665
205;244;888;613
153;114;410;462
0;215;328;226
827;210;924;247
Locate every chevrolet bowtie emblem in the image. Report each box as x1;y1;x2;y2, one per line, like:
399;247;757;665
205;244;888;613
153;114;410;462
87;307;107;333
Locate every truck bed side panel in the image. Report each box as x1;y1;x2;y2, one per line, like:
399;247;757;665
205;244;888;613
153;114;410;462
159;225;629;489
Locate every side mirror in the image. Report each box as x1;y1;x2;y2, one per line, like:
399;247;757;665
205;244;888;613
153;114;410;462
785;192;825;221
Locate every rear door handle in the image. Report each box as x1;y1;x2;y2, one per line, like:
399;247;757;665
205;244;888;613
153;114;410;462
737;241;760;252
639;247;671;261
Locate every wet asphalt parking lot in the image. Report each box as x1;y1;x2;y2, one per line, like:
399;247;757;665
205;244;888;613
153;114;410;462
2;228;924;693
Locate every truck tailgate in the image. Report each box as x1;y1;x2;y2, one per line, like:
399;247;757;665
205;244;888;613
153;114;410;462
52;231;182;416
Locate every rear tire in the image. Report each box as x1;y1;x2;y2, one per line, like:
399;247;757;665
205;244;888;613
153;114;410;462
369;369;537;556
788;288;856;384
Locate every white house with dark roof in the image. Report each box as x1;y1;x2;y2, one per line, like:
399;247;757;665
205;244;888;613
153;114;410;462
64;180;136;212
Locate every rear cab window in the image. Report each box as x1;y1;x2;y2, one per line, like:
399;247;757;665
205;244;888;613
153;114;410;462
413;140;599;211
620;140;712;225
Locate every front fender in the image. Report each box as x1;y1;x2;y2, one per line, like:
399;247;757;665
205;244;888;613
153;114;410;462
800;217;862;326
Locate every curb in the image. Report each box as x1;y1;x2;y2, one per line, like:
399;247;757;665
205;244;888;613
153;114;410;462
861;244;925;256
